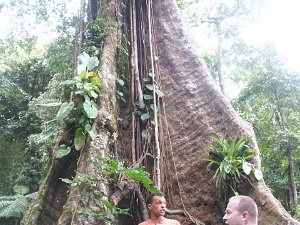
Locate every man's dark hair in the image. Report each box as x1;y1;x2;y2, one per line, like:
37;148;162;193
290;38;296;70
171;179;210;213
146;193;164;205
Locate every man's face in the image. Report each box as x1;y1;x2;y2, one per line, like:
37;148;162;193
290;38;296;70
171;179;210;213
223;199;244;225
148;196;166;217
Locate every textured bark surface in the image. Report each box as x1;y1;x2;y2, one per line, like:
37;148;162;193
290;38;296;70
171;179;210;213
22;2;119;224
152;0;300;224
21;132;79;225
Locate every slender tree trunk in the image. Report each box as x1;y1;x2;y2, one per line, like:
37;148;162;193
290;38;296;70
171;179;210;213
277;104;298;213
73;0;86;74
216;21;225;94
287;145;298;214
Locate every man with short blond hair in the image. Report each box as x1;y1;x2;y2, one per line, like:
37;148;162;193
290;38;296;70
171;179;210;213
223;195;258;225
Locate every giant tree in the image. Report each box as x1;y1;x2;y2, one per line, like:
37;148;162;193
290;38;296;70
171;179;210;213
22;0;299;225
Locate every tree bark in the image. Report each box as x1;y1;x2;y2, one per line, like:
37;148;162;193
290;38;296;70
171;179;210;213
22;1;119;225
152;0;299;224
287;145;298;214
276;102;298;213
216;21;225;94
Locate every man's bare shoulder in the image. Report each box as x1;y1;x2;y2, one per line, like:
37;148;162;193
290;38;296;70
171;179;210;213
138;219;151;225
138;218;180;225
164;218;180;224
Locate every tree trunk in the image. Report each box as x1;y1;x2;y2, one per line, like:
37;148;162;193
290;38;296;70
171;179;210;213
22;0;300;225
216;21;225;94
287;145;298;214
22;1;119;225
152;0;299;224
277;103;298;213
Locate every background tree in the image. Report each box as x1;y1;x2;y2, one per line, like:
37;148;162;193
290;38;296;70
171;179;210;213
233;45;300;214
0;1;78;224
183;0;257;95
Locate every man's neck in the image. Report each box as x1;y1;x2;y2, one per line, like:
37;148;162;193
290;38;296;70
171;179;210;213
150;215;165;223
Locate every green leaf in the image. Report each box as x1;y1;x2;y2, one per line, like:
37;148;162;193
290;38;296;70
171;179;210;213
61;80;76;85
101;199;114;209
79;115;87;124
83;83;94;91
156;89;165;97
242;161;252;175
74;128;85;150
254;168;263;180
60;178;73;184
144;95;153;100
36;102;62;107
56;102;74;123
56;145;72;158
146;84;154;90
83;100;98;119
84;123;91;132
13;185;29;195
141;113;150;121
117;79;125;86
77;52;99;73
37;128;57;143
141;129;148;139
223;161;231;173
88;130;96;140
89;90;98;98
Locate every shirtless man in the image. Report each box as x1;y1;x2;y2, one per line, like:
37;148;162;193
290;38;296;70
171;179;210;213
223;195;258;225
138;193;180;225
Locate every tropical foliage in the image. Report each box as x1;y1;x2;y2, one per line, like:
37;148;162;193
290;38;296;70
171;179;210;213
0;185;37;219
233;49;300;213
202;136;262;199
61;156;159;222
